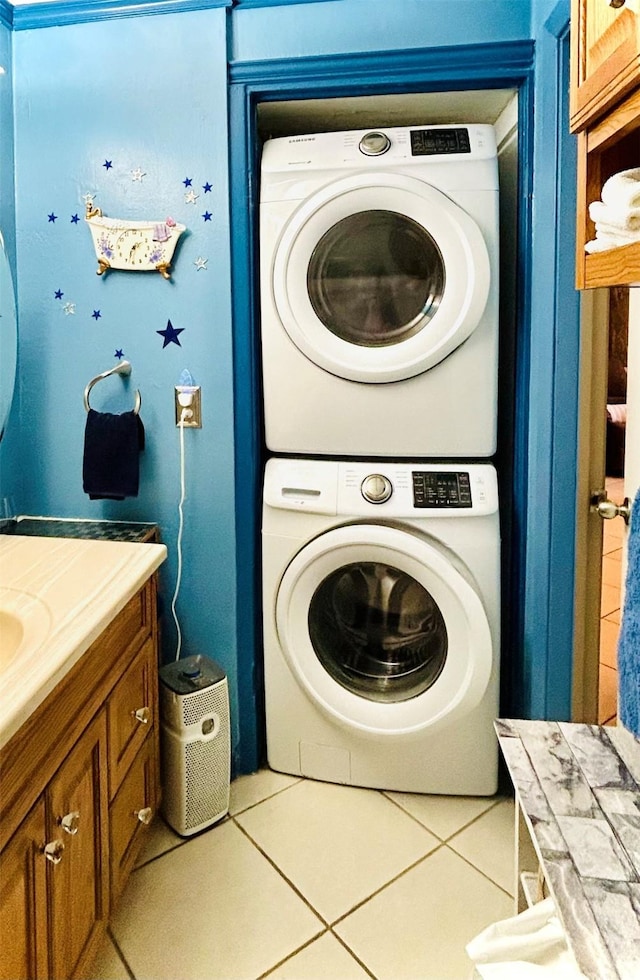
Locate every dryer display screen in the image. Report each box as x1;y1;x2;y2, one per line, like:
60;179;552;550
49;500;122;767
412;471;472;508
410;128;471;156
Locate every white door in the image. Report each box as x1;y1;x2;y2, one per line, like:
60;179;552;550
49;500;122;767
272;173;491;382
275;523;493;736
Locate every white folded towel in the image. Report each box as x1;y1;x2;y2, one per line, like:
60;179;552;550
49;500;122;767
589;200;640;232
601;168;640;212
607;403;627;424
585;230;640;253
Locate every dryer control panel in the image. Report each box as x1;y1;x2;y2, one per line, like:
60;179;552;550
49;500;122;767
410;128;471;156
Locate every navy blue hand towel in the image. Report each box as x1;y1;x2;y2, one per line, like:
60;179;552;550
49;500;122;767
82;409;145;500
618;487;640;738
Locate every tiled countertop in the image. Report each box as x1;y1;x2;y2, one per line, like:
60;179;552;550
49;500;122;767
0;516;158;542
496;719;640;980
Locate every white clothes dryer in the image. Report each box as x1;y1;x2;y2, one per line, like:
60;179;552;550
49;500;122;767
260;124;500;458
262;457;501;795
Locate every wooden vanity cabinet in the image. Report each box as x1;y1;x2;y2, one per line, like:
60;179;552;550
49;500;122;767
570;0;640;132
570;0;640;288
0;575;160;980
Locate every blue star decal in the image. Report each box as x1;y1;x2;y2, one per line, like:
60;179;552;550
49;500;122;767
92;310;101;320
114;349;124;359
157;319;184;348
48;213;57;223
70;214;80;224
202;211;213;222
183;177;193;187
54;289;63;299
103;160;113;170
203;182;212;193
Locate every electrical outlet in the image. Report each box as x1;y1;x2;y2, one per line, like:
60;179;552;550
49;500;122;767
175;386;202;427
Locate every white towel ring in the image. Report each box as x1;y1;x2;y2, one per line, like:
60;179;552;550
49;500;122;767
84;360;142;415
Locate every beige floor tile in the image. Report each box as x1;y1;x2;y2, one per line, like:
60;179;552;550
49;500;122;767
335;846;513;980
384;790;497;840
603;522;624;555
229;766;301;816
263;932;371;979
89;932;130;980
111;819;323;980
134;813;183;868
601;583;621;618
235;778;440;923
602;555;624;589
599;617;620;670
598;663;619;724
448;798;516;895
605;609;621;626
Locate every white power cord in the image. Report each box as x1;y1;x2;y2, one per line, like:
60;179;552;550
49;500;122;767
171;403;193;661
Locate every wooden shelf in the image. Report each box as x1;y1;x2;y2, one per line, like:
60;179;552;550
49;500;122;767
584;240;640;288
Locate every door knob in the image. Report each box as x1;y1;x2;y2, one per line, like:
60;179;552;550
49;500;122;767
591;490;631;525
43;840;65;865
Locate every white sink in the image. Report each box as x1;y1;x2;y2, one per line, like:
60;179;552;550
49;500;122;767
0;587;52;670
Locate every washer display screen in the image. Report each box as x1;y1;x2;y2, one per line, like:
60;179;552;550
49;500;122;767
307;210;445;348
307;561;448;702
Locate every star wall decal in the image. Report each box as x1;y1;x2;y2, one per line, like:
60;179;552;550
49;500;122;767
131;168;146;182
185;190;199;204
202;211;212;222
54;289;63;299
92;310;101;320
114;349;124;359
71;214;80;224
194;256;208;271
48;212;57;222
183;177;193;187
63;302;76;315
157;319;184;348
203;182;212;193
103;160;113;170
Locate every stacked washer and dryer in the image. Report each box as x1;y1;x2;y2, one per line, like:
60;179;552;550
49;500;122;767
259;124;501;795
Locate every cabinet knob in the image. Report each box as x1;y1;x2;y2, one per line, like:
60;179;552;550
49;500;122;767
43;839;65;865
609;0;626;7
132;706;151;725
59;810;80;835
135;806;153;825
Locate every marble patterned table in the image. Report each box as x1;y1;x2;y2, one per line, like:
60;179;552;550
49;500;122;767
496;719;640;980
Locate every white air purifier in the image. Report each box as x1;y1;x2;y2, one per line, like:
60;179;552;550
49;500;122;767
159;654;231;836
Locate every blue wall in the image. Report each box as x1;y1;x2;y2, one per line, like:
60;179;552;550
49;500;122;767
1;0;581;771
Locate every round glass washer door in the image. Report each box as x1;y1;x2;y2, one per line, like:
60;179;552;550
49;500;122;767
275;524;493;736
272;172;490;384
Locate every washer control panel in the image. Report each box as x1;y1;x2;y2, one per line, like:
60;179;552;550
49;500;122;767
412;471;472;508
361;473;393;504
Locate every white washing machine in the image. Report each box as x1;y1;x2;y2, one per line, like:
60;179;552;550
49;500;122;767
262;457;501;795
260;124;500;458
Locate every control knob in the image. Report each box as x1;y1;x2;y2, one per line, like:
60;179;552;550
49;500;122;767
361;474;393;504
359;132;391;156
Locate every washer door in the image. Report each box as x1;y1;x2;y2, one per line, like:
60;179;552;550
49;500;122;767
272;172;490;383
275;524;493;736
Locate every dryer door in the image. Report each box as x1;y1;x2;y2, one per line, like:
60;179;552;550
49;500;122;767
275;523;493;736
272;173;491;383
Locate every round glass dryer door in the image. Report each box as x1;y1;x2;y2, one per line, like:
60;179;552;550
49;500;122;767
272;172;491;384
276;524;493;736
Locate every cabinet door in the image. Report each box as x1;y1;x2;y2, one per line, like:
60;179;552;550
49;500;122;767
108;637;157;800
0;800;48;980
46;711;109;980
110;732;159;903
571;0;640;131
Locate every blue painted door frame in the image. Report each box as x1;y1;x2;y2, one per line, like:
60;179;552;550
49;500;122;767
228;34;579;773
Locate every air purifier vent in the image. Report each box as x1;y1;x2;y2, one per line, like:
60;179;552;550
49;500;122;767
159;654;231;836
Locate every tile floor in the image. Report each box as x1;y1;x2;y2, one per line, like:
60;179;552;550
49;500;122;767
92;771;515;980
599;475;625;725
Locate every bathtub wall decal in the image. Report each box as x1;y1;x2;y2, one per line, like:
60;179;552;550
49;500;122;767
84;200;186;280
